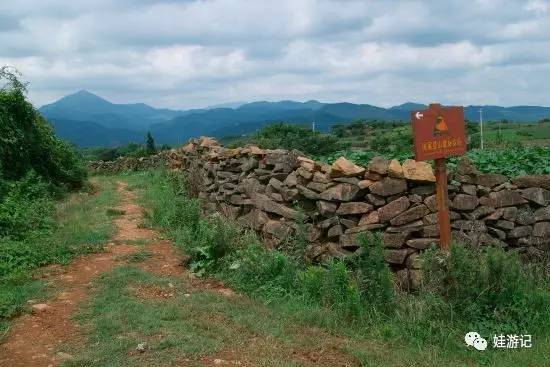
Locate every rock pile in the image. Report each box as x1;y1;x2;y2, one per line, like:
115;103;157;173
163;137;550;289
88;150;178;173
91;137;550;289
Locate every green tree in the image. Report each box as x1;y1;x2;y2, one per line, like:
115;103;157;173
251;123;346;156
146;132;156;155
0;66;86;188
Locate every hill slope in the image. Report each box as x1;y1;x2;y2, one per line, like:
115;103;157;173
39;91;550;147
39;90;185;131
48;118;145;148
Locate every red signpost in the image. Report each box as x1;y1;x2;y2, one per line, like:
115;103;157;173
411;103;467;252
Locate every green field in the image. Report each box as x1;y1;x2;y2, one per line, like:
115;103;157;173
223;121;550;177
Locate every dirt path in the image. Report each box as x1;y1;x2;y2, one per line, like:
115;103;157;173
0;181;359;367
0;182;151;366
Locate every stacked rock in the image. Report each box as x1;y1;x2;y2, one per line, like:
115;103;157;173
95;136;550;290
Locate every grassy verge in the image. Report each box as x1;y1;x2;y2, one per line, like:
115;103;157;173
68;265;332;366
0;176;119;336
124;170;550;366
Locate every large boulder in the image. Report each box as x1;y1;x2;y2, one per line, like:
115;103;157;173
339;225;385;247
251;193;299;219
267;178;284;192
313;171;330;183
388;159;404;178
238;209;269;230
402;160;436;182
367;156;389;175
263;220;294;239
238;178;264;196
297;185;319;200
318;216;340;229
366;193;385;206
475;173;507;188
479;190;528;208
533;222;550;238
319;184;361;202
357;179;375;189
389;204;429;226
534;207;550;222
359;211;380;225
451;220;487;232
407;238;439;250
327;225;344;238
199;136;219;147
387;220;423;233
317;201;338;216
512;175;550;190
336;202;374;215
331;157;365;177
384;248;416;265
307;182;329;193
265;149;301;172
377;196;410;222
370;177;408;197
508;226;533;238
284;172;299;187
451;194;479;211
456;157;479;175
383;232;409;248
520;188;549;206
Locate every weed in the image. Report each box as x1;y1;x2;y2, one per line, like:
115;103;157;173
128;170;550;366
106;208;126;216
122;250;152;263
0;176;118;322
69;266;245;366
420;245;550;334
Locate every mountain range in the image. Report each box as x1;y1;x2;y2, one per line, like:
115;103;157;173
39;90;550;147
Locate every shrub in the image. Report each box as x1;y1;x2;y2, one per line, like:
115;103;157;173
0;66;87;189
186;216;238;276
353;233;395;311
298;266;325;303
420;245;549;332
223;243;297;301
239;123;346;156
0;172;55;239
321;259;362;318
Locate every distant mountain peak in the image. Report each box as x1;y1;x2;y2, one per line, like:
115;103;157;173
73;89;94;95
57;89;112;106
390;102;427;111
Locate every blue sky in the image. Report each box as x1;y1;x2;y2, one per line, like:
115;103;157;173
1;0;549;109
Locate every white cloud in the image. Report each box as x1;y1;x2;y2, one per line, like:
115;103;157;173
0;0;548;108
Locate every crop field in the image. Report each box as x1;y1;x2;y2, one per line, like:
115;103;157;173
314;120;550;177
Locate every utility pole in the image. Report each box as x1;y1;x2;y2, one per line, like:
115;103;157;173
498;119;502;145
479;108;484;150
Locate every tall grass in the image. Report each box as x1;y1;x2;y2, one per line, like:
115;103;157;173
131;169;550;365
0;176;119;334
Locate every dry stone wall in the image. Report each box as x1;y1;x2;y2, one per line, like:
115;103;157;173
89;151;173;173
103;137;550;289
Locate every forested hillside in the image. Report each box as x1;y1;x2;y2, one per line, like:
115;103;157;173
0;67;91;330
40;91;550;148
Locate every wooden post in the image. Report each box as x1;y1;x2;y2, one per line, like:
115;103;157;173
434;158;451;252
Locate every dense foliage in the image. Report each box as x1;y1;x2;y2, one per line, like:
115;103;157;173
82;138;170;162
451;146;550;176
0;67;98;326
0;68;86;189
318;146;550;177
317;119;550;177
228;123;347;156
